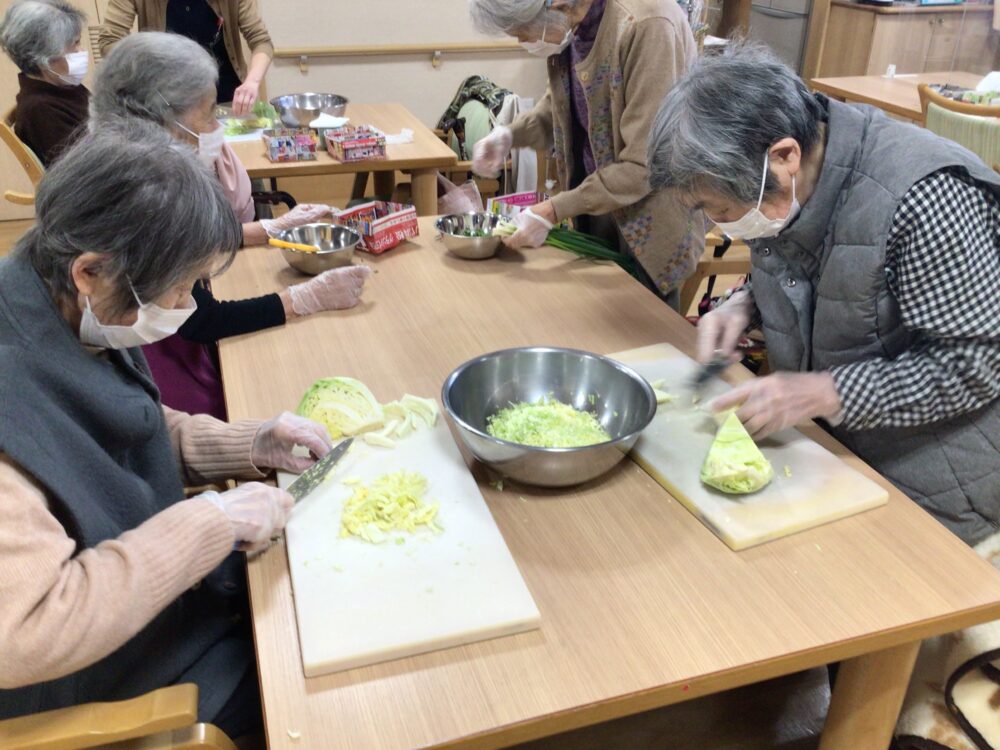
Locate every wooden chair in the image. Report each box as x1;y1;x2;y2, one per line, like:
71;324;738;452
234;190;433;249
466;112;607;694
0;683;237;750
679;230;752;316
917;84;1000;167
1;107;44;206
87;26;104;65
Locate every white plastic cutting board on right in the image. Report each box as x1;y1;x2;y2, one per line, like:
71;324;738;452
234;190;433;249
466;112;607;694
613;344;889;550
278;419;540;678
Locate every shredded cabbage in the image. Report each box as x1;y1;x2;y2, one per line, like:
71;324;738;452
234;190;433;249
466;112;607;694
296;377;384;439
340;471;442;543
700;413;774;494
487;398;610;448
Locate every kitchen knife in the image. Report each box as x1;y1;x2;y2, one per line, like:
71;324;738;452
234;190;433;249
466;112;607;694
286;437;354;504
687;351;731;397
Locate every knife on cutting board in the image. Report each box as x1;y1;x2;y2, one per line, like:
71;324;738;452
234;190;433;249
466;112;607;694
286;437;353;504
687;351;731;398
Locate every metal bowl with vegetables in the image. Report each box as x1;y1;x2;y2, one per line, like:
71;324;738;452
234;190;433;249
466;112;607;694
274;223;361;275
435;213;506;260
442;347;656;487
270;93;348;128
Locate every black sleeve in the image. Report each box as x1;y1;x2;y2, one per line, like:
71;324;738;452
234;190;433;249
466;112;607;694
178;282;287;343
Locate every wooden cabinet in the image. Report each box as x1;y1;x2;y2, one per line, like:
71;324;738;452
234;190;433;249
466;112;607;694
817;1;999;77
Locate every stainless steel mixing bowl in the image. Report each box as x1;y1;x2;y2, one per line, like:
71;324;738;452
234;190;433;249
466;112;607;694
269;93;348;128
435;213;504;260
442;347;656;487
276;223;361;275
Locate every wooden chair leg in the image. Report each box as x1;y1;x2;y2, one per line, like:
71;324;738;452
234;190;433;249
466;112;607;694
680;271;708;317
350;172;369;202
372;171;396;201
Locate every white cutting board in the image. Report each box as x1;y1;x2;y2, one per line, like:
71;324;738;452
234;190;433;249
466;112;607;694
613;344;889;550
278;419;540;677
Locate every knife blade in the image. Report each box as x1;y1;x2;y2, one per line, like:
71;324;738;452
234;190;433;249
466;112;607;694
688;351;731;397
286;438;354;504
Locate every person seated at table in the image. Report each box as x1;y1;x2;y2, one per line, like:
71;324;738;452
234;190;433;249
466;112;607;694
98;0;272;114
467;0;705;310
0;125;335;741
89;32;372;419
646;43;1000;546
0;0;89;166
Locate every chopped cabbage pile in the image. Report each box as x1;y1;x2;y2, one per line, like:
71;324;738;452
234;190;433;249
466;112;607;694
487;398;610;448
700;412;774;494
296;378;439;447
340;470;441;543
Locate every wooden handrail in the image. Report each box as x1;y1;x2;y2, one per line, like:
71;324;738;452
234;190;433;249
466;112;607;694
274;41;523;59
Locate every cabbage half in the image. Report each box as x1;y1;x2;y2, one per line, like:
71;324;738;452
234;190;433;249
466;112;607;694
296;377;384;439
700;413;774;494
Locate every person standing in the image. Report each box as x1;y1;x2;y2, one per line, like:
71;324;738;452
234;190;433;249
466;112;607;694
98;0;272;114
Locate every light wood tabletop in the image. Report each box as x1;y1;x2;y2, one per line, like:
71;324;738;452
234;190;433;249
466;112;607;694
810;71;984;122
215;217;1000;750
229;103;457;215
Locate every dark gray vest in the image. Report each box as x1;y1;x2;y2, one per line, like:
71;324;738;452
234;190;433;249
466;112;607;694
749;96;1000;545
0;254;249;722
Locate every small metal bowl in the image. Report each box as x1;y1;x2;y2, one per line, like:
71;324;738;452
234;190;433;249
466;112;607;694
269;93;348;128
442;347;656;487
435;213;504;260
276;223;361;275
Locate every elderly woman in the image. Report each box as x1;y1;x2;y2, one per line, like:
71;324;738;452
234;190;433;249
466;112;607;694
647;44;1000;546
468;0;705;309
98;0;272;114
0;125;333;738
0;0;89;166
90;32;371;419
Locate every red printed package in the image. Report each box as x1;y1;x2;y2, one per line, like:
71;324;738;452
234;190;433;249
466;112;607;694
335;201;419;254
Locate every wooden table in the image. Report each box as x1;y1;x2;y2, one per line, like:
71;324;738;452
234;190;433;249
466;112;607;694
215;217;1000;750
810;70;984;122
229;103;457;215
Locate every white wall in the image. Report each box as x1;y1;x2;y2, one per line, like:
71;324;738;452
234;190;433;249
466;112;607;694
258;0;549;126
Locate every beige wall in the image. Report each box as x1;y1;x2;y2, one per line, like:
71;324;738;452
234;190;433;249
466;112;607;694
258;0;548;126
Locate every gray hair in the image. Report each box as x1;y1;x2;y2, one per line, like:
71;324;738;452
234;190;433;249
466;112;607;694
15;119;240;317
0;0;86;75
468;0;546;34
89;31;217;128
647;42;827;204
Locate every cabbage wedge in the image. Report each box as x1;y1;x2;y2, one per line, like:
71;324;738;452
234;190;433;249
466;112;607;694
700;412;774;494
296;377;384;439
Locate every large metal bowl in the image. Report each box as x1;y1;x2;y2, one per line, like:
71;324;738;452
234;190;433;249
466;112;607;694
276;223;361;275
269;93;348;128
435;213;504;260
442;347;656;487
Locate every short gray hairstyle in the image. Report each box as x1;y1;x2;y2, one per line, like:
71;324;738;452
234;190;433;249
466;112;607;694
468;0;546;34
15;119;240;317
0;0;85;75
89;31;217;128
647;42;827;204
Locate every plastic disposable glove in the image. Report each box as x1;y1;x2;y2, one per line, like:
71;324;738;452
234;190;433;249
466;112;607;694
708;371;843;440
202;483;294;554
695;289;756;364
288;265;372;316
252;411;333;473
260;204;332;237
502;207;552;250
471;126;513;178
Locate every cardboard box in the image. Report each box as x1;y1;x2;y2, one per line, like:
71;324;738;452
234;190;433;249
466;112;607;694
262;128;318;163
326;126;387;163
336;201;419;254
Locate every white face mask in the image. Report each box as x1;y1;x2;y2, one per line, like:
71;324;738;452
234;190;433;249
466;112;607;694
49;50;88;87
79;287;197;349
177;120;225;167
520;16;574;57
713;153;801;241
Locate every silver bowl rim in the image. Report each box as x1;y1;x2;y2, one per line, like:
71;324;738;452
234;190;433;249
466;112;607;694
276;223;361;255
441;346;657;455
269;93;349;108
434;213;504;238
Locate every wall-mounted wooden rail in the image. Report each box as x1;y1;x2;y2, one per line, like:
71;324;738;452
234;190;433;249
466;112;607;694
274;42;526;70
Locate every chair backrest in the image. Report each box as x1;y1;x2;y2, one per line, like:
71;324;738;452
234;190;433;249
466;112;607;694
0;107;44;190
918;83;1000;166
88;25;103;64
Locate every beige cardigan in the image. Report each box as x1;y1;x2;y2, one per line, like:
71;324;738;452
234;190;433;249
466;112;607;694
0;408;265;689
98;0;274;82
508;0;705;294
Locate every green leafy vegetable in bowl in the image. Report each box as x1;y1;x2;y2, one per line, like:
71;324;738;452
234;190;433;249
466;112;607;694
700;412;774;494
487;397;611;448
220;100;280;135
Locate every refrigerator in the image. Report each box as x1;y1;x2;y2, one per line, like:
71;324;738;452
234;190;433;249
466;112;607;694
749;0;813;73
